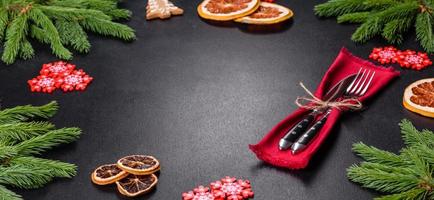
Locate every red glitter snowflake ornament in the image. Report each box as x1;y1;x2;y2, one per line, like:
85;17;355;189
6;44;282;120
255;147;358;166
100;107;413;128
182;186;222;200
396;50;432;70
369;46;399;64
40;61;75;77
28;75;58;93
58;70;93;92
210;177;254;200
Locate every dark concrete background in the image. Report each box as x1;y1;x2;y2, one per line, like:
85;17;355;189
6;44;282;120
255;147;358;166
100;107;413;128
0;0;433;199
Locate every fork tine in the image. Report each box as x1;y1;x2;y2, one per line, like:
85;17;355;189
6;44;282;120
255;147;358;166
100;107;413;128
346;68;362;94
359;71;375;96
355;70;371;95
349;68;367;94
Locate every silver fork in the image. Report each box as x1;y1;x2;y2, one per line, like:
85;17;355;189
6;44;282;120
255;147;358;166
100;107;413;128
291;68;376;154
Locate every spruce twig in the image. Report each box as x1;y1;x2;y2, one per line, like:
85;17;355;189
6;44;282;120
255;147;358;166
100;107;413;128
315;0;434;53
347;119;434;200
0;0;135;65
0;101;81;199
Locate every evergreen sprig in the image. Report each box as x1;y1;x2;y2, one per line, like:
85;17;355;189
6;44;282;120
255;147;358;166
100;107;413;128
347;119;434;200
0;101;81;199
315;0;434;53
0;0;135;65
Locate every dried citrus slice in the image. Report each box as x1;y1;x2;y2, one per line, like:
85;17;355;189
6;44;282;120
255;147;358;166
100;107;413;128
116;174;158;197
235;2;293;24
91;164;128;185
403;78;434;118
117;155;160;175
198;0;260;21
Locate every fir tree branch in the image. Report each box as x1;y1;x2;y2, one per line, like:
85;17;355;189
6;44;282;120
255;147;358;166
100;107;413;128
9;157;77;178
374;188;427;200
14;127;81;156
28;7;72;59
18;38;34;60
79;17;135;40
1;11;28;64
352;142;408;167
0;165;53;189
0;7;8;41
38;5;112;21
0;185;22;200
314;0;396;17
415;12;434;53
55;20;91;53
400;119;434;148
0;122;55;142
29;25;50;44
0;146;17;161
347;165;420;193
382;16;415;44
0;101;58;124
337;12;371;23
352;2;419;43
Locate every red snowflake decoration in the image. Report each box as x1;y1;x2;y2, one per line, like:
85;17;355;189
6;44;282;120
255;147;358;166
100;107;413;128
369;46;399;64
28;75;57;93
40;61;75;77
396;50;432;70
28;61;93;93
182;186;222;200
210;177;254;200
58;70;93;92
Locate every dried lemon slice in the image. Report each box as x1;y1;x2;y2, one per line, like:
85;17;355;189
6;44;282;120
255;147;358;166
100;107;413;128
235;2;293;24
117;155;160;175
91;164;129;185
116;174;158;197
198;0;260;21
403;78;434;118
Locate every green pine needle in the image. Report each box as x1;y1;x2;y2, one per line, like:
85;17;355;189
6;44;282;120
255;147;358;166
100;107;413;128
15;127;81;156
348;119;434;199
9;157;77;178
315;0;434;53
0;101;58;124
2;12;28;65
0;185;21;200
0;0;135;64
0;165;53;189
0;122;55;142
0;102;81;198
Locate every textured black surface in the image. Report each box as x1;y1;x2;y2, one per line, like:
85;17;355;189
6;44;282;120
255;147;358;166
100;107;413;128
0;0;433;199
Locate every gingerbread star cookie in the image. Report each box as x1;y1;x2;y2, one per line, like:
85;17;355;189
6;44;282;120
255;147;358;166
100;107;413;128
146;0;183;20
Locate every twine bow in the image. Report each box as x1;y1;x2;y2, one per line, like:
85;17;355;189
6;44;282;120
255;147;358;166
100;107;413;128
295;82;363;111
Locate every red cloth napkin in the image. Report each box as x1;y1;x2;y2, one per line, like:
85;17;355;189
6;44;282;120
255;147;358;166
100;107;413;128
249;47;400;169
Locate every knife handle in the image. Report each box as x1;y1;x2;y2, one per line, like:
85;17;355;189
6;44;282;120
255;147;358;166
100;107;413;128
293;109;331;148
278;112;316;150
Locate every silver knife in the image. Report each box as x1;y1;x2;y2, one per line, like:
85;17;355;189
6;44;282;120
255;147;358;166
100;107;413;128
278;74;358;150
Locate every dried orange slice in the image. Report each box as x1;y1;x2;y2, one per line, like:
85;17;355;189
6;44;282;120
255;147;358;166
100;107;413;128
117;155;160;175
116;174;158;197
235;2;293;24
403;78;434;118
91;164;129;185
198;0;260;21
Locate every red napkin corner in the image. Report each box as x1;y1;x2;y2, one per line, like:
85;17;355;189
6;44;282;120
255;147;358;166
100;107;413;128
249;47;400;169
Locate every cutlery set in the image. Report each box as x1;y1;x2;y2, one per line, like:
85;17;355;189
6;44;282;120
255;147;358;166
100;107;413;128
279;68;376;154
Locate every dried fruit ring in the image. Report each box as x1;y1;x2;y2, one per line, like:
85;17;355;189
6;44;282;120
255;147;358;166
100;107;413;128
116;174;158;197
91;164;129;185
117;155;160;175
235;2;293;25
403;78;434;118
198;0;260;21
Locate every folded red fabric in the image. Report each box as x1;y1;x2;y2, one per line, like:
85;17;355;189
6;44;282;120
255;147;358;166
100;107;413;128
249;47;400;169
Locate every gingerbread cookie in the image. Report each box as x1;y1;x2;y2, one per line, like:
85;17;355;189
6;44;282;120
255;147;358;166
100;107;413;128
146;0;183;20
